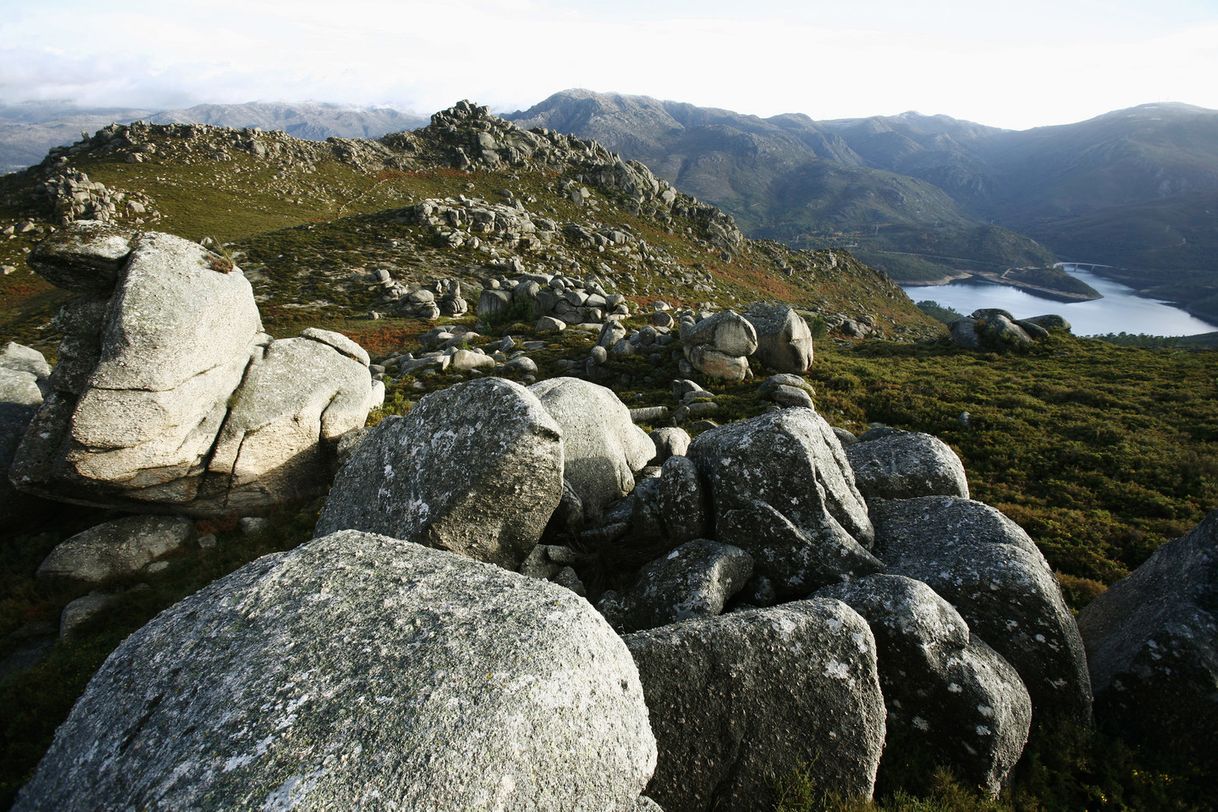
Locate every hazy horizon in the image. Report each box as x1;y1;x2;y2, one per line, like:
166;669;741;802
3;0;1218;130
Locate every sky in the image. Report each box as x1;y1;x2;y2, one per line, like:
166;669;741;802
2;0;1217;130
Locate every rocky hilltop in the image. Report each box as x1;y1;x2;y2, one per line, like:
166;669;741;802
0;100;940;355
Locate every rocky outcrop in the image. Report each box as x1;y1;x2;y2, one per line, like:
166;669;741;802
37;515;196;586
474;270;631;326
16;530;657;811
10;224;381;516
846;429;970;501
530;377;654;521
873;496;1092;731
1;342;51;527
679;310;757;382
950;309;1065;351
625;598;886;811
818;575;1031;795
1078;509;1218;763
744;302;814;373
316;377;564;569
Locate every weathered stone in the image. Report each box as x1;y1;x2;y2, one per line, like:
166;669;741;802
689;408;873;551
720;497;882;598
1;344;52;527
648;427;691;464
17;531;657;811
531;377;654;521
316;378;563;569
873;496;1092;731
846;430;970;501
682;310;757;357
818;574;1032;795
37;515;196;586
535;315;566;334
744;302;814;373
206;336;378;513
625;598;885;811
656;454;709;544
26;220;134;293
620;539;752;632
1077;509;1218;764
59;591;120;641
449;348;496;371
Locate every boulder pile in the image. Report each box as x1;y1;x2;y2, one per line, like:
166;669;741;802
950;309;1070;351
8;223;383;516
14;317;1100;810
477;270;631;326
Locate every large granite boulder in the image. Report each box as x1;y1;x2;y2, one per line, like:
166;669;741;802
625;598;886;811
16;531;657;811
37;515;196;586
316;377;564;569
744;302;813;373
205;332;379;513
873;496;1092;731
681;310;757;382
846;429;970;501
818;574;1032;795
11;225;380;516
530;377;655;521
688;408;875;597
1077;509;1218;763
1;343;51;528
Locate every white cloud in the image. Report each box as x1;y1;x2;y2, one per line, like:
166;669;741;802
2;0;1217;128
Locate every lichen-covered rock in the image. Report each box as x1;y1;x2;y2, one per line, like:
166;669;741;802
16;531;657;811
1077;509;1218;763
744;302;813;373
316;377;564;569
873;496;1092;731
531;377;654;521
37;515;196;586
719;497;882;598
818;574;1031;795
688;407;874;552
620;539;753;632
625;598;885;811
846;430;970;501
656;454;709;544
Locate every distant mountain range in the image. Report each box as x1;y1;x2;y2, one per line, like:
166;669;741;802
5;93;1217;317
508;92;1218;317
0;101;428;174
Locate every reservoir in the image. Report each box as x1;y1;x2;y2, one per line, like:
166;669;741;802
901;266;1218;337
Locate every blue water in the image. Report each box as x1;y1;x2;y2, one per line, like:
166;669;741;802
902;267;1218;337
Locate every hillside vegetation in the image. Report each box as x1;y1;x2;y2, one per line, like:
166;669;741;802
511;92;1218;310
0;101;940;356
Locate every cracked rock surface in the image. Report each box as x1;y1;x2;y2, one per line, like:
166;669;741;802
10;224;380;516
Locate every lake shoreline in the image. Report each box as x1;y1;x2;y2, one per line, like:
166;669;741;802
903;270;1102;303
901;267;1218;337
